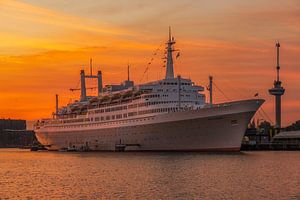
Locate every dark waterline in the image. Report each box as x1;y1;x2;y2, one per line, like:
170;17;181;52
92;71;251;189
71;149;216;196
0;149;299;199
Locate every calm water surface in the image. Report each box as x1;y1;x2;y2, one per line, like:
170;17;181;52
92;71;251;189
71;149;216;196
0;149;299;200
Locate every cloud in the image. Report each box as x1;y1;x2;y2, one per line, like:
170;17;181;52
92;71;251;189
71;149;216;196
0;0;299;125
0;0;132;35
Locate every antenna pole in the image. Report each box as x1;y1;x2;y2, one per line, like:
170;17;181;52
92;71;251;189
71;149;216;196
169;26;171;42
55;94;59;117
128;64;130;81
178;75;181;110
90;58;93;76
209;76;213;107
276;42;280;82
97;70;103;95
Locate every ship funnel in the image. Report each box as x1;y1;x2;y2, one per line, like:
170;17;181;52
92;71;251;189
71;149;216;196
98;70;103;95
80;70;87;101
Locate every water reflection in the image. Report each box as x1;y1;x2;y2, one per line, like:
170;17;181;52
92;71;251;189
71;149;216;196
0;149;299;199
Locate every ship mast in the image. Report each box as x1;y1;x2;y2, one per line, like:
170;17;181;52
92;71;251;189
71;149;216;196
165;27;175;79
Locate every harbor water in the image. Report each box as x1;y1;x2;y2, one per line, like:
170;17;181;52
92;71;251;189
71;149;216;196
0;149;299;199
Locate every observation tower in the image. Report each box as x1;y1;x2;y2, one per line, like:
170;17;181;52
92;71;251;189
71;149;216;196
268;42;285;130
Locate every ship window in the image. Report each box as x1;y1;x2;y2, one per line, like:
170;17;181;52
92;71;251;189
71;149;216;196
231;120;238;126
128;112;137;117
116;114;122;119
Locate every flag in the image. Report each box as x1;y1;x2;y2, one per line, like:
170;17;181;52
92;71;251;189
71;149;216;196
254;93;259;97
176;52;180;59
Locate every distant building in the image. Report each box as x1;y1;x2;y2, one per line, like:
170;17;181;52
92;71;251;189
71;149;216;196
0;119;25;130
0;119;36;147
272;131;300;148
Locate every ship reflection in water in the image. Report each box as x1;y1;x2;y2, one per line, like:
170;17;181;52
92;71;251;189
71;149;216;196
0;149;299;199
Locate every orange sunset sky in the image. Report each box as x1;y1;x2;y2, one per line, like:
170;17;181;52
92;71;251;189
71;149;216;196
0;0;299;126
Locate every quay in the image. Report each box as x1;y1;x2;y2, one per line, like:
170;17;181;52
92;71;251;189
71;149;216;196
242;121;300;151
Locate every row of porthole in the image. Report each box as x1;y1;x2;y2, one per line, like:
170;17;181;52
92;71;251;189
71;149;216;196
50;117;156;129
87;100;199;117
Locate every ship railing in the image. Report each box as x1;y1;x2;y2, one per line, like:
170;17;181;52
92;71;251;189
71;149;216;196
89;96;141;111
202;103;231;109
202;99;259;109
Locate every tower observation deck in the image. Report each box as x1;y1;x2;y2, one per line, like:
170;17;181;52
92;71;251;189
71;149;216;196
269;42;285;130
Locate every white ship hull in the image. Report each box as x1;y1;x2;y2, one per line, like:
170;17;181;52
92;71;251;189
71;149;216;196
35;99;264;152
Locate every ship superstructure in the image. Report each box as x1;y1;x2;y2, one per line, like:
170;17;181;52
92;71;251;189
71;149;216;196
34;28;264;151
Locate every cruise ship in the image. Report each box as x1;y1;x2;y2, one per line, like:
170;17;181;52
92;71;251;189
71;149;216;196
34;28;264;151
